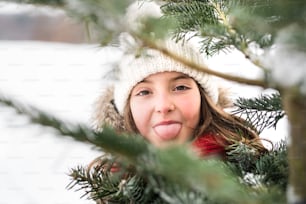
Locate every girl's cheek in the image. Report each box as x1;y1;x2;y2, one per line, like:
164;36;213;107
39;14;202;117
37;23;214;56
131;102;151;130
180;98;198;110
178;95;201;121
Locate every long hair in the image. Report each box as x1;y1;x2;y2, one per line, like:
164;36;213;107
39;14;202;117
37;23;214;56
123;82;267;154
195;84;267;154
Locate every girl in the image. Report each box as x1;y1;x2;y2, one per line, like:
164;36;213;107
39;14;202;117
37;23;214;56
88;36;269;204
94;37;267;159
86;2;268;202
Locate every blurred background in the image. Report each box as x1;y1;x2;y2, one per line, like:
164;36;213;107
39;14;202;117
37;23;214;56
0;2;86;42
0;2;288;204
0;2;115;204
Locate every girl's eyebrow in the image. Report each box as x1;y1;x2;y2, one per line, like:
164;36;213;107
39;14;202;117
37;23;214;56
172;74;190;81
138;79;150;84
138;73;191;84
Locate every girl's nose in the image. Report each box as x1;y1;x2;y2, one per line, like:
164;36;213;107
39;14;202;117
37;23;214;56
154;94;175;114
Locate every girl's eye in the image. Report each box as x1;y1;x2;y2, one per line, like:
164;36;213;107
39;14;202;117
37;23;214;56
136;90;150;96
174;85;190;91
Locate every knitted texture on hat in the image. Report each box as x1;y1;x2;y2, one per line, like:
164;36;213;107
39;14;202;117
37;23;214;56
114;39;218;115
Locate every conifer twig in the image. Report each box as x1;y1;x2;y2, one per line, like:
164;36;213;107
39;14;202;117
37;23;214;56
3;0;66;7
0;94;147;160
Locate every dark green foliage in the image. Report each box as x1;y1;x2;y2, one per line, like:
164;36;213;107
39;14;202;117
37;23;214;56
0;94;147;160
229;0;306;29
0;94;288;204
226;143;259;175
161;0;306;56
5;0;306;54
160;0;267;55
68;165;123;201
161;0;235;56
68;156;229;204
67;156;155;203
228;0;306;51
255;142;288;191
0;0;295;203
227;141;288;191
161;1;219;33
67;142;288;203
233;93;285;133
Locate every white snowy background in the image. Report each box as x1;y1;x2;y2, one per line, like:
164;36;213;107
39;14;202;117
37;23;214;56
0;3;288;204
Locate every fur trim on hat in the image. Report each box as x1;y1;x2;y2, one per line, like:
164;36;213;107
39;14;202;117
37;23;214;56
92;86;125;132
217;87;233;109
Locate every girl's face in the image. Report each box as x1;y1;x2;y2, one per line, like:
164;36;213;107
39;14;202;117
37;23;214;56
129;71;201;147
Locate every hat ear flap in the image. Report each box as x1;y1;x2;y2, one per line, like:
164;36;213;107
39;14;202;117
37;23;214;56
92;86;126;132
216;87;233;109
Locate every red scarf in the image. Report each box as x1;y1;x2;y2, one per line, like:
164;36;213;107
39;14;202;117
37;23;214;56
192;132;226;158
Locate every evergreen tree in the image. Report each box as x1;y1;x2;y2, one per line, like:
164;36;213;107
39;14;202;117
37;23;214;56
1;0;305;203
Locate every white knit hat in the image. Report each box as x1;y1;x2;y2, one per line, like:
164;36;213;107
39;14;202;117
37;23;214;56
113;35;218;115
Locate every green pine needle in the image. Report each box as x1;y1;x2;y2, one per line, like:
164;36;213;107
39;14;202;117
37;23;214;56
0;94;147;159
233;93;285;133
0;94;288;204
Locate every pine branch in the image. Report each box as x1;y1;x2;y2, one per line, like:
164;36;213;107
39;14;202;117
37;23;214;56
0;94;147;160
232;93;285;133
0;1;293;202
138;35;267;87
68;164;132;203
142;147;252;204
255;141;288;191
3;0;269;86
1;94;281;204
161;0;271;69
146;175;212;204
68;141;287;204
161;0;235;56
3;0;65;7
226;141;288;202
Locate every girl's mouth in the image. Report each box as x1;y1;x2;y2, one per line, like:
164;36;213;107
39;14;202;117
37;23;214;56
153;121;182;140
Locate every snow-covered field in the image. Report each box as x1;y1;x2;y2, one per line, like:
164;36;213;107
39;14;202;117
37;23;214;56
0;40;288;204
0;41;120;204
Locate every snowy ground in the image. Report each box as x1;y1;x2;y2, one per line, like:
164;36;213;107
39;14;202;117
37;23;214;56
0;40;288;204
0;41;120;204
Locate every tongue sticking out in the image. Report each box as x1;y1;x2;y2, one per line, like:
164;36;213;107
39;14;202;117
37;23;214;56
153;123;182;140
